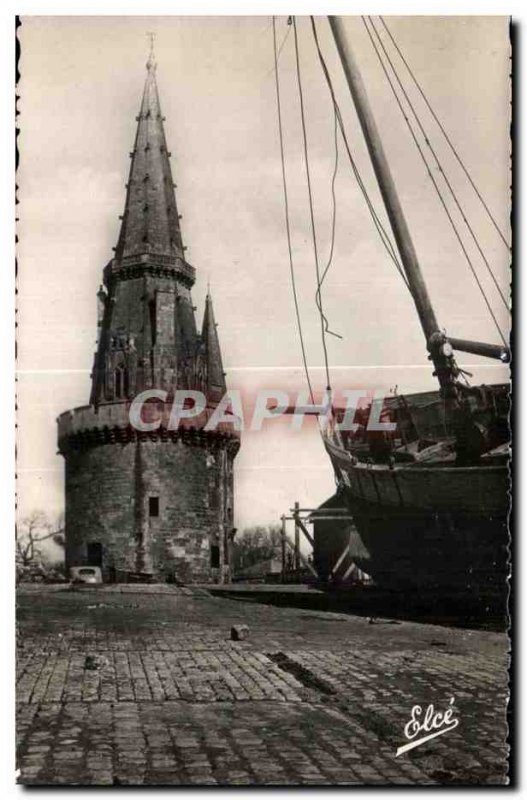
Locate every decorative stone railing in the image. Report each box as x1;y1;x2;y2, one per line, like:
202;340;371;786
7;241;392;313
57;400;241;453
103;253;196;286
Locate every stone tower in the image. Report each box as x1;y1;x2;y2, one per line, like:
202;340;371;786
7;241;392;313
57;51;240;583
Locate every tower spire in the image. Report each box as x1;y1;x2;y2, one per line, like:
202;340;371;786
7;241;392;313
90;56;201;406
146;31;156;72
111;46;187;270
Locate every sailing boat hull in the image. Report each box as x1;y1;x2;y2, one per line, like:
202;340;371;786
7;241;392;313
324;437;510;598
315;19;511;604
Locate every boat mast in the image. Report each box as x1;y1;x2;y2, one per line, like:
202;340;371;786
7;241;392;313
328;16;461;396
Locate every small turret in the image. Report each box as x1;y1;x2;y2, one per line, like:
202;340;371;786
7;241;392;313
201;290;226;401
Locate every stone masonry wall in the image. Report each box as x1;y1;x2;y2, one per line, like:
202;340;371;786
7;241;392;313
64;438;234;583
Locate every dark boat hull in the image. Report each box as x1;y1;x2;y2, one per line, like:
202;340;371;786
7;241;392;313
324;437;510;599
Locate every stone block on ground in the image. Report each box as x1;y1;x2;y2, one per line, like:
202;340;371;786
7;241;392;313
230;625;250;641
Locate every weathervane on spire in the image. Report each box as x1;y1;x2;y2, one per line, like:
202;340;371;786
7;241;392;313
146;31;157;72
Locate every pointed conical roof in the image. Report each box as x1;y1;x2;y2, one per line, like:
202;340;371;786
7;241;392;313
202;291;226;396
114;54;184;264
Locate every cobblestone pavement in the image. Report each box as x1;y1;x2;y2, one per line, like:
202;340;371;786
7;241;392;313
16;585;510;786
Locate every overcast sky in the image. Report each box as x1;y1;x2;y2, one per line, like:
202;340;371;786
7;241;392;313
17;15;510;536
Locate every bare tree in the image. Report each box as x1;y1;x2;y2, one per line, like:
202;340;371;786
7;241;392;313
232;524;281;572
16;511;65;568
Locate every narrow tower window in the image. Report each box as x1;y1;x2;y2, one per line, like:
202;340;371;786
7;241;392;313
149;496;159;517
210;544;220;569
149;300;157;346
87;542;103;566
115;366;123;398
114;364;128;399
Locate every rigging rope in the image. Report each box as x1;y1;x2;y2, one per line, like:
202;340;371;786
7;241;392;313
379;15;511;252
319;107;341;297
362;16;508;346
264;20;291;81
292;17;332;391
367;16;509;315
272;16;315;403
310;17;411;295
275;21;292;61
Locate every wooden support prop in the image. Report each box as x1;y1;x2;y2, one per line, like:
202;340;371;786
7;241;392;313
286;515;354;521
293;515;315;549
284;535;318;578
291;507;349;514
280;514;287;581
341;560;358;582
329;539;351;579
294;501;300;571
